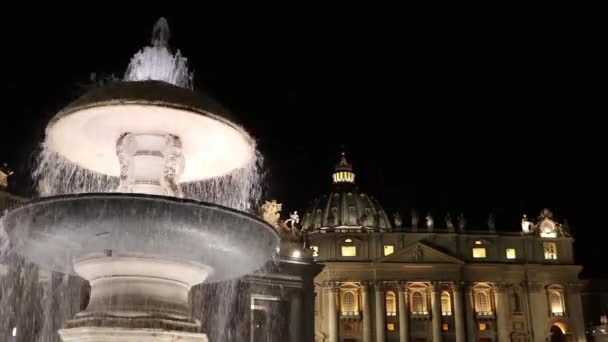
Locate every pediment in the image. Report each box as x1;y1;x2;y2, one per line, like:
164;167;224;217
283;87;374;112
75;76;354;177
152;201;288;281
375;241;464;264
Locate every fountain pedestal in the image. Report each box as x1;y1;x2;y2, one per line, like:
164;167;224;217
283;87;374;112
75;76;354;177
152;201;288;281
58;256;210;341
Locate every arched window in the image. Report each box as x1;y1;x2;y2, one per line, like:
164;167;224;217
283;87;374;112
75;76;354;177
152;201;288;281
411;291;425;314
549;291;565;315
475;291;492;314
386;291;397;316
341;291;357;315
441;291;452;315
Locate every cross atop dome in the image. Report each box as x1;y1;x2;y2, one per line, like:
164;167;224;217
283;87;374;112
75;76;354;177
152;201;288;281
332;152;355;185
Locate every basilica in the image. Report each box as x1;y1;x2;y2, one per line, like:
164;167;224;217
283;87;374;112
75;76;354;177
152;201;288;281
1;157;606;342
302;153;587;342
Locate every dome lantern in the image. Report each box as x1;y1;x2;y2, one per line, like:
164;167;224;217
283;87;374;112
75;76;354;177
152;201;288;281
332;152;355;185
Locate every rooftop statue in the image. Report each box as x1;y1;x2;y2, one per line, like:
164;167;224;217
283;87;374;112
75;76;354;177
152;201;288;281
426;212;434;231
521;214;533;234
445;212;455;232
488;213;496;232
0;163;14;189
458;213;466;232
411;208;419;232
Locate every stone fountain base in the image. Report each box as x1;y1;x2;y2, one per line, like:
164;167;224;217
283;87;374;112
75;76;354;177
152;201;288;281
57;256;210;342
59;327;208;342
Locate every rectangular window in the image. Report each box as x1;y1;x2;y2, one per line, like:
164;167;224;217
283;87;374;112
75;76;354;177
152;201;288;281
383;245;395;256
341;246;357;257
442;323;449;331
544;242;557;260
386;323;395;331
506;248;516;259
310;245;319;257
472;247;487;258
479;323;488;331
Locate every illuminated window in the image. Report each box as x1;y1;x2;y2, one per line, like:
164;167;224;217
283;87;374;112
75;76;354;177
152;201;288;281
345;238;352;243
341;291;358;315
344;323;355;331
384;245;395;256
386;291;397;316
441;291;452;315
544;242;557;260
411;291;426;314
387;323;396;331
472;247;487;258
475;240;483;245
442;323;449;331
479;323;488;331
549;290;565;316
310;245;319;257
506;248;516;259
341;246;357;257
475;291;492;314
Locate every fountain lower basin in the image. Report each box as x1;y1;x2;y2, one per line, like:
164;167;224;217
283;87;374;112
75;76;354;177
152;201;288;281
1;193;278;341
1;193;278;283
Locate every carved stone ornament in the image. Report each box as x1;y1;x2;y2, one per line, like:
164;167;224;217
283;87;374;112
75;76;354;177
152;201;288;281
261;200;282;227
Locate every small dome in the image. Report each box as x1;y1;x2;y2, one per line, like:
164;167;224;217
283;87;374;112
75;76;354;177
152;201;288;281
301;153;392;231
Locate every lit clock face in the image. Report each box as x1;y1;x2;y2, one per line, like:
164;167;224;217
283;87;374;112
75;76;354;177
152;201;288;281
541;221;555;234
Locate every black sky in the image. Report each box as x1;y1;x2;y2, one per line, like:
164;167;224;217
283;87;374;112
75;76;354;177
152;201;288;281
1;3;606;276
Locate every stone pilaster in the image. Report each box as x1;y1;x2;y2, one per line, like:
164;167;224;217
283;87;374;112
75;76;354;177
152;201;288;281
495;283;510;342
431;282;442;342
362;282;373;342
375;282;386;342
526;281;547;342
289;288;303;342
398;282;409;342
464;283;477;342
566;283;586;342
452;282;466;342
325;282;339;342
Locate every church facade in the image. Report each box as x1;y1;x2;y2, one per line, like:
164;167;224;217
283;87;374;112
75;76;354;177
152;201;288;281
302;154;586;342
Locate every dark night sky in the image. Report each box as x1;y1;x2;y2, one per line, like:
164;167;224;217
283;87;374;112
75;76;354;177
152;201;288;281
1;3;606;276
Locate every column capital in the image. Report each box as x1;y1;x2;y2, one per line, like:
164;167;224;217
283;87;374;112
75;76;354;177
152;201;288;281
360;282;370;292
525;281;544;292
397;281;408;292
451;281;465;292
430;281;442;292
373;281;385;291
566;282;582;293
494;282;511;293
323;281;339;290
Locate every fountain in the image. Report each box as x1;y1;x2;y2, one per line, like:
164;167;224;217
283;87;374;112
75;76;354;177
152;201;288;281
1;18;279;341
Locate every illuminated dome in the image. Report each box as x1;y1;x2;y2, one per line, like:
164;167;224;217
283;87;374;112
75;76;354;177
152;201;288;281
301;153;392;232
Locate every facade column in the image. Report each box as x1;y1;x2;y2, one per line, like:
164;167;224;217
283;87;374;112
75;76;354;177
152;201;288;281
566;283;587;342
398;283;409;342
452;282;466;342
526;281;548;342
431;282;443;342
375;282;386;342
362;282;373;342
495;283;511;342
326;282;339;342
465;283;477;342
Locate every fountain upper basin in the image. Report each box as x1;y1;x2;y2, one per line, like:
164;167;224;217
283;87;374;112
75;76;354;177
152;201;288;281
46;80;254;182
1;193;279;282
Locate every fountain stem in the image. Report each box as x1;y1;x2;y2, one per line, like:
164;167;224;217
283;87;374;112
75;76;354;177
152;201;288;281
116;133;184;197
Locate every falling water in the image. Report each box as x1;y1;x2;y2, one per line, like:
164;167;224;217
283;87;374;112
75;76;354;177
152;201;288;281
32;146;265;214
